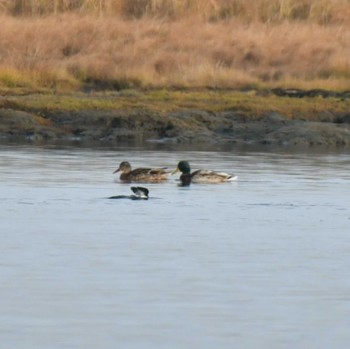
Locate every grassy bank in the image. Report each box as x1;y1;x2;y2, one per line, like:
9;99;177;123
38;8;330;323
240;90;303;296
0;0;349;92
2;89;350;122
1;89;350;147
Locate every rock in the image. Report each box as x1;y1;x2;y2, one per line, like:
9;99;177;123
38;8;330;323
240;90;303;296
335;114;350;124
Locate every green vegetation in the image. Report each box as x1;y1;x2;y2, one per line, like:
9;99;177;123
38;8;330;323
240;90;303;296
2;89;349;121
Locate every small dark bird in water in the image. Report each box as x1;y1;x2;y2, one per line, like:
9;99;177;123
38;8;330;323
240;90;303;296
109;186;149;200
113;161;169;183
172;161;237;186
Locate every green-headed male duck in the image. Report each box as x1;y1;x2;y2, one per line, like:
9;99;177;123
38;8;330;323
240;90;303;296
172;160;237;186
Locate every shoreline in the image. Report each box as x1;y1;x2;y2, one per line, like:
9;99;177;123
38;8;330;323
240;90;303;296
1;89;350;148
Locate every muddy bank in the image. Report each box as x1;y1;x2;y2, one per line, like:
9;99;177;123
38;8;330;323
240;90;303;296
1;107;350;147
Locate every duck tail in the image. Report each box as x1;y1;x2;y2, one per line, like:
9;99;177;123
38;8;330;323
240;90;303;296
227;175;238;181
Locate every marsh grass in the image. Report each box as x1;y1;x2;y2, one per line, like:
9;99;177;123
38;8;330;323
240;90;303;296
0;1;349;92
1;0;349;24
5;89;350;121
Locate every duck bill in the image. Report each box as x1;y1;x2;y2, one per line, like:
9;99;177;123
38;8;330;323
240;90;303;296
171;167;180;175
113;167;121;174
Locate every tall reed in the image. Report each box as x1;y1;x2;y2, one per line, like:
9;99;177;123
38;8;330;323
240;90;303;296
0;0;349;25
0;1;349;91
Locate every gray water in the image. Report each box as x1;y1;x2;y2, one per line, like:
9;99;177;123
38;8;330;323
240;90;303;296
0;144;349;349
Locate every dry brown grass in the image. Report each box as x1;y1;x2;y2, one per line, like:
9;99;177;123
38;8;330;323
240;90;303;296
1;0;350;24
0;1;349;92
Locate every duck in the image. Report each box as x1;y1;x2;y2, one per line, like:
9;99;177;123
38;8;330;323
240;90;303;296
109;186;149;200
113;161;169;183
172;160;237;186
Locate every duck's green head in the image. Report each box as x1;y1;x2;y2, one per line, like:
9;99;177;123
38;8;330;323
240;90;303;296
173;161;191;174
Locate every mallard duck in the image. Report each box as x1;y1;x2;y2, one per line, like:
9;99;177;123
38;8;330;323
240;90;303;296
113;161;169;183
109;186;149;200
172;160;237;186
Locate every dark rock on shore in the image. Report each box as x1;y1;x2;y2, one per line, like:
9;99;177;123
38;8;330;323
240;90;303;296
271;88;350;99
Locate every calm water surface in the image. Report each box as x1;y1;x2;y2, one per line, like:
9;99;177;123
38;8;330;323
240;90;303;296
0;144;349;349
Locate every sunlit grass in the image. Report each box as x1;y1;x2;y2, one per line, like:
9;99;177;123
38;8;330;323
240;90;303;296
0;67;36;88
0;0;349;92
5;89;350;122
1;0;349;25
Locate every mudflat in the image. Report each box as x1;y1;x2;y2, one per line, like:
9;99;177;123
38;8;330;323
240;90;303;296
1;88;350;147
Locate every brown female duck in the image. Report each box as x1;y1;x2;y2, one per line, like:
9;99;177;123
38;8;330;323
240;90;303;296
114;161;170;183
